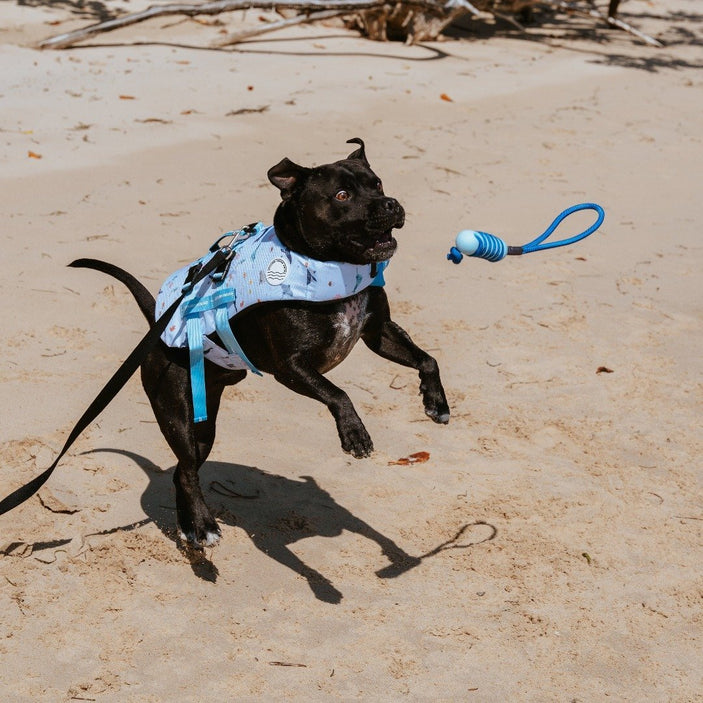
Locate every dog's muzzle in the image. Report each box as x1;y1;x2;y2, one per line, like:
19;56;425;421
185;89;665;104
363;199;404;261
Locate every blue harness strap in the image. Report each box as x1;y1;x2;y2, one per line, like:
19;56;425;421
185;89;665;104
371;260;388;287
213;306;262;377
185;315;207;422
181;285;261;423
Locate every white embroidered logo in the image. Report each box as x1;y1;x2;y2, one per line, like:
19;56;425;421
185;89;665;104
264;257;289;286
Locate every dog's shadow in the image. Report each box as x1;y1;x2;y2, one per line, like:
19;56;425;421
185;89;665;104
89;449;414;603
86;448;496;604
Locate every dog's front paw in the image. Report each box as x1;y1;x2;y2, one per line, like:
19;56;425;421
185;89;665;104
419;372;450;425
339;423;374;459
425;405;450;425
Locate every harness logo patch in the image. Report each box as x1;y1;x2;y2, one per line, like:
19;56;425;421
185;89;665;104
264;257;289;286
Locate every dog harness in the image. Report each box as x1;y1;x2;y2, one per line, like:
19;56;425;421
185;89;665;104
155;223;388;422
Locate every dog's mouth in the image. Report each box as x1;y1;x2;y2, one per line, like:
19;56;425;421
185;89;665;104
349;228;398;262
358;206;404;262
365;229;397;260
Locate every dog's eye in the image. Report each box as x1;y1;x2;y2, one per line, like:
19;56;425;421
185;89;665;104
376;181;383;192
335;190;351;202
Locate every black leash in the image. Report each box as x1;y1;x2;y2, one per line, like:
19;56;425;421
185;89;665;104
0;248;231;516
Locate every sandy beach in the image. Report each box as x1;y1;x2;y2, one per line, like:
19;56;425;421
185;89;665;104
1;1;702;699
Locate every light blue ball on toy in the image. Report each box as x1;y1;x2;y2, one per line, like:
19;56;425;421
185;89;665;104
455;229;508;262
455;230;481;255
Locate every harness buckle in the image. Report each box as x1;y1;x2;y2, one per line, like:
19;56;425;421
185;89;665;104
181;261;202;293
209;248;235;283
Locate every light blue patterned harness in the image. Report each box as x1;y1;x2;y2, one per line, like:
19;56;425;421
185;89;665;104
156;223;387;422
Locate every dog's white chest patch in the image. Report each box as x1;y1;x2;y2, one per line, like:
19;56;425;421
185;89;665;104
334;297;365;340
321;297;368;372
334;308;354;340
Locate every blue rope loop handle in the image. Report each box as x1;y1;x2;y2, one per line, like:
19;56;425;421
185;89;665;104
520;202;605;254
447;203;605;264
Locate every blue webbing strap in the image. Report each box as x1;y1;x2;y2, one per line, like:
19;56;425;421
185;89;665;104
181;287;261;423
185;315;207;422
371;260;388;287
214;307;262;377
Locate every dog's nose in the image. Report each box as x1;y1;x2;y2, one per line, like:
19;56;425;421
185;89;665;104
383;197;401;213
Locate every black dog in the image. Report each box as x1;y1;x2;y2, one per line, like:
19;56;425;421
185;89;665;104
72;139;449;548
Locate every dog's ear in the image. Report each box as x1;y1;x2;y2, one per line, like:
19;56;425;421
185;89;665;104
346;137;369;166
268;158;311;198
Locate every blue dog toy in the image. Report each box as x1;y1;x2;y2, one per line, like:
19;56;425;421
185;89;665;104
447;203;605;264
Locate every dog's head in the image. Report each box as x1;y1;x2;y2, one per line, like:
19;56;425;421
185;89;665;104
267;138;405;264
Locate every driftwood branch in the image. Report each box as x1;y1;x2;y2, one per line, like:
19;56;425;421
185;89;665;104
211;8;358;47
37;0;662;49
543;0;663;47
38;0;250;49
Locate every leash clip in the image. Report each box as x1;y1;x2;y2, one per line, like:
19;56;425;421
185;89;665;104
178;223;263;293
209;222;260;253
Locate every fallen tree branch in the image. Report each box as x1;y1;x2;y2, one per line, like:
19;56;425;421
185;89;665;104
211;8;348;47
605;13;663;47
543;0;663;47
39;0;244;49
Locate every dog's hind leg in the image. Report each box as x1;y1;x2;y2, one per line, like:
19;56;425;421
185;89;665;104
173;409;222;548
141;347;244;547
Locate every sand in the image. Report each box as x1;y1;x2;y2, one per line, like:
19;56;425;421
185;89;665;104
1;1;702;700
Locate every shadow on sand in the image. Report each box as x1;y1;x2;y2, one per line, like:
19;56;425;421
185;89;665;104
76;448;497;603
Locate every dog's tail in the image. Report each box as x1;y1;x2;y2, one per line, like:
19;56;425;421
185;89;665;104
69;258;156;326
